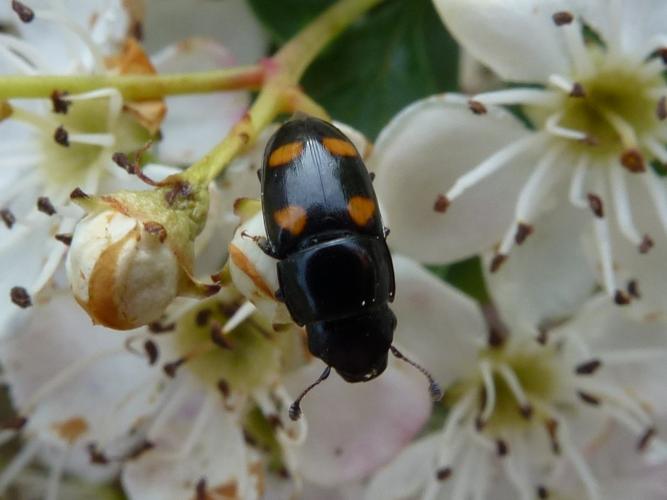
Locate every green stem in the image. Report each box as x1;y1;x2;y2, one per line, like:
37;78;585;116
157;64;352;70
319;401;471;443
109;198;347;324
0;65;264;100
184;0;383;185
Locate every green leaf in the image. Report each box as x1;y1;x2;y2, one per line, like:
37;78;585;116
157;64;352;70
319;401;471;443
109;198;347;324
248;0;459;138
428;257;490;304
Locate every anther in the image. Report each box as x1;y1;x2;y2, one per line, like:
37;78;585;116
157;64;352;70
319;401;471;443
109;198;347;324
586;193;604;218
112;149;157;186
489;253;507;273
474;414;485;431
1;208;16;228
637;427;657;452
163;357;185;378
1;415;27;430
37;196;56;216
577;390;601;406
210;321;233;349
126;440;154;460
639;234;654;254
148;321;175;333
657;97;667;121
436;467;452;481
496;439;509;456
514;223;533;245
164;180;193;205
54;125;69;147
217;379;230;399
620;149;646;173
54;233;72;246
267;414;283;429
69;187;89;199
570;82;586;98
468;99;487;115
10;286;31;308
11;1;34;22
195;308;212;327
575;359;602;375
487;327;506;348
627;279;640;299
545;418;561;455
195;478;207;500
86;443;109;465
433;194;450;213
614;290;631;305
143;340;159;365
537;485;550;499
659;48;667;65
50;90;71;114
552;11;574;25
143;221;167;243
519;404;533;419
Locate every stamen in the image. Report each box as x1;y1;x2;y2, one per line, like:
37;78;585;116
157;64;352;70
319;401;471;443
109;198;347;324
223;301;257;334
470;89;560;107
589;176;621;299
619;149;645;173
67;133;115;148
502;438;532;500
548;74;581;96
497;364;531;417
559;18;593;77
552;11;574;26
45;446;69;500
451;446;476;500
10;286;31;308
608;167;642;245
31;218;75;293
598;107;638;149
643;136;667;163
50;90;71;114
575;359;602;375
0;438;40;493
578;379;652;426
54;125;69;147
20;347;126;415
641;168;667;234
478;360;496;424
638;427;657;452
445;134;547;202
11;1;34;23
155;391;215;461
67;89;123;130
569;155;590;209
433;194;449;213
559;418;601;500
545;112;589;141
37;196;57;216
147;383;189;442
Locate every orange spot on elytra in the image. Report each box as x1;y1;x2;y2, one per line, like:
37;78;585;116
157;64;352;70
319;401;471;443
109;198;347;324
347;196;375;226
322;137;358;157
268;141;303;167
274;205;307;235
52;416;89;444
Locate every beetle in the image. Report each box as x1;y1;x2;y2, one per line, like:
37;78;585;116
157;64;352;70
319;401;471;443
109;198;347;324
252;117;440;419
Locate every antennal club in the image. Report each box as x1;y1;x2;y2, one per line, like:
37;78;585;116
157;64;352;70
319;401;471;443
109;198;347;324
390;345;442;401
289;365;332;421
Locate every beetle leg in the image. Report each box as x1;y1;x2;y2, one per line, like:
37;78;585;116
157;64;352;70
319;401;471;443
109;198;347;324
256;168;262;183
241;231;280;258
383;226;391;238
274;288;285;302
369;172;376;182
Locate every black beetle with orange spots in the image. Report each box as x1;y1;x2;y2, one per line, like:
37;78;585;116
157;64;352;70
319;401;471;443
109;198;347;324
250;117;441;419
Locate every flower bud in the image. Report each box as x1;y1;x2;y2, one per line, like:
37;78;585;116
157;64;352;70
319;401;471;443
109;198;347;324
227;208;292;326
67;184;218;330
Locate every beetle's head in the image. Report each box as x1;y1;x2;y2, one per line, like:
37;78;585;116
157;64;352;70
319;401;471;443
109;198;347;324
306;305;396;383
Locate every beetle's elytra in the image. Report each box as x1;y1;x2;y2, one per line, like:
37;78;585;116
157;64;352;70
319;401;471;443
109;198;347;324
255;117;439;419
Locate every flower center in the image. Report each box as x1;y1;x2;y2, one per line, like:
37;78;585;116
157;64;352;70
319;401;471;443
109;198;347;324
558;56;663;158
38;96;147;190
172;296;283;394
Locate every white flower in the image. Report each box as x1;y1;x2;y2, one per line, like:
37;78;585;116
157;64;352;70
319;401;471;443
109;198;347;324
0;2;250;336
364;256;667;500
373;0;667;315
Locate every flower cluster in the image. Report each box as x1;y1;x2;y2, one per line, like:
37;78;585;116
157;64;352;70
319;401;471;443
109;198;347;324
1;0;667;499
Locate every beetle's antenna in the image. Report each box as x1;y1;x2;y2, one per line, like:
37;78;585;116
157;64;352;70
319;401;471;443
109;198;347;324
289;365;332;421
390;345;442;401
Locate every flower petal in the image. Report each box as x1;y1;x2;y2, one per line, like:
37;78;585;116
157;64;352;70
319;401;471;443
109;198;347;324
152;38;250;165
363;434;439;500
121;379;259;500
287;358;432;487
433;0;573;82
391;255;485;387
484;199;597;330
143;0;268;64
372;96;533;264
